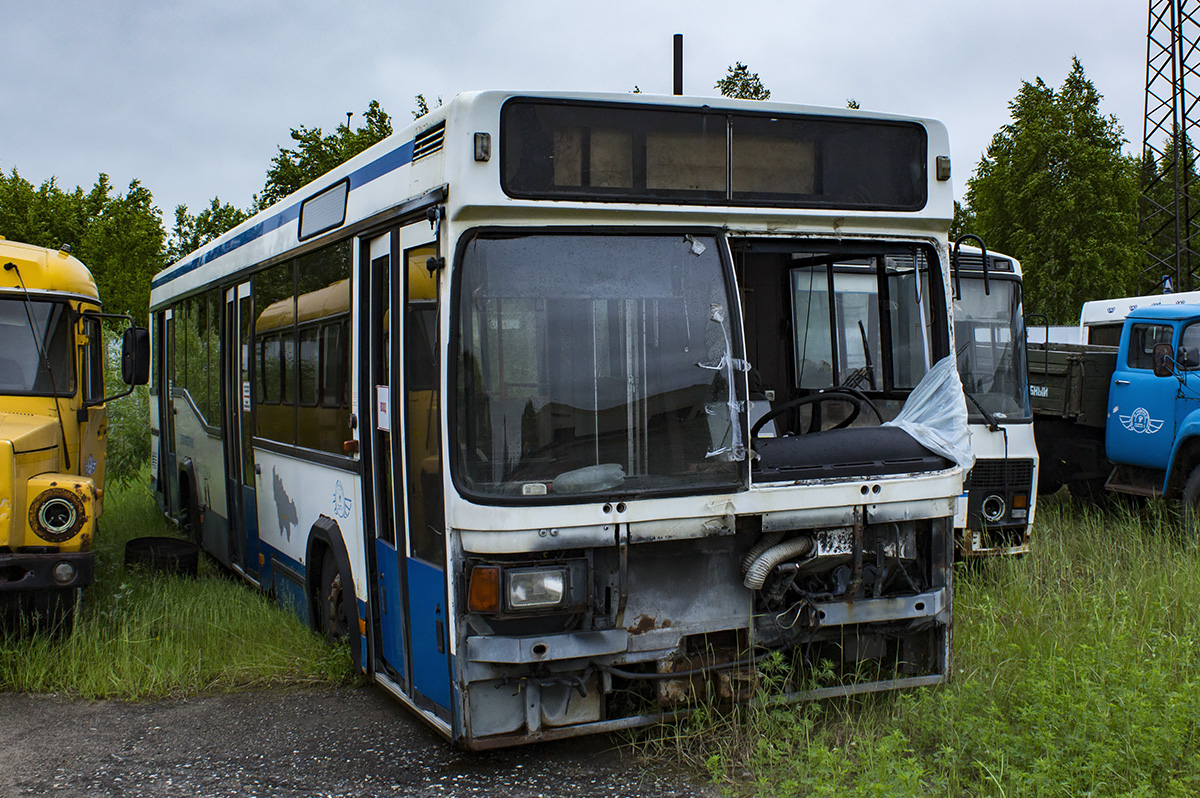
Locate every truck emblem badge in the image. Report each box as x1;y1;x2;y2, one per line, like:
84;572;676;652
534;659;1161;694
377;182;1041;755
84;454;98;476
1119;407;1164;434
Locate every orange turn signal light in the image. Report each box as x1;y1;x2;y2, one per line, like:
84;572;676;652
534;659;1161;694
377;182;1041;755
468;565;501;614
1012;494;1028;509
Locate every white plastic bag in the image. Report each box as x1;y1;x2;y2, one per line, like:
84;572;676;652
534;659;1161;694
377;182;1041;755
884;355;975;469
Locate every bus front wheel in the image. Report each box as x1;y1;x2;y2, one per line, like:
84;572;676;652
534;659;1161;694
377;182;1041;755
318;548;349;645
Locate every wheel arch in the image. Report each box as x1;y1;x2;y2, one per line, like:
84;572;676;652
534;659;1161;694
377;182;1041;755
305;515;362;671
1166;426;1200;497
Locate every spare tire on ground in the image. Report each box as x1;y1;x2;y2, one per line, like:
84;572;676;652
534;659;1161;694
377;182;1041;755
124;536;200;577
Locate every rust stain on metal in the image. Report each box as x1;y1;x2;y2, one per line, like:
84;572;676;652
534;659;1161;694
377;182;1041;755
627;614;671;634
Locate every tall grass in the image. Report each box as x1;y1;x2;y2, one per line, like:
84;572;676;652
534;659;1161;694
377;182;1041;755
646;495;1200;796
0;473;352;698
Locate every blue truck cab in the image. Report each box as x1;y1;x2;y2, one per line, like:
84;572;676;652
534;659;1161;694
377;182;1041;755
1104;304;1200;504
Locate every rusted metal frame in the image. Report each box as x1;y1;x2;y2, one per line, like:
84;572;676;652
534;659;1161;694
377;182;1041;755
847;504;865;599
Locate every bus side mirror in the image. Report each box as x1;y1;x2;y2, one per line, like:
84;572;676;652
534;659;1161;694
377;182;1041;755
122;326;150;386
1153;342;1176;377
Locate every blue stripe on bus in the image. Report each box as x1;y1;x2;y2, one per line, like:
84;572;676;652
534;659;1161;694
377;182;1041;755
151;138;417;291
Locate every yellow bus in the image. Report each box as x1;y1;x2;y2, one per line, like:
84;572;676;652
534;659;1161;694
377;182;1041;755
0;237;148;629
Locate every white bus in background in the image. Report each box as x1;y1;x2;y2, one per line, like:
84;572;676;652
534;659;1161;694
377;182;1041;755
149;90;970;748
1076;289;1200;346
950;246;1038;557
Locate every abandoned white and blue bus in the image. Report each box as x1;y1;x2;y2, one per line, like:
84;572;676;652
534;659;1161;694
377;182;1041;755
149;91;971;748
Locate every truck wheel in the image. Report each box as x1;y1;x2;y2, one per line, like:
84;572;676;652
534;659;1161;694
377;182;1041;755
1183;467;1200;530
1067;478;1108;505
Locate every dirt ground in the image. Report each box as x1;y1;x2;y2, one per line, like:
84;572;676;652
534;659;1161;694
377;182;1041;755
0;687;717;797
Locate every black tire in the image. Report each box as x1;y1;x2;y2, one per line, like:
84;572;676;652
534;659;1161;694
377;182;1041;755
179;467;202;545
1182;466;1200;531
317;548;349;645
1067;478;1110;505
1;588;78;635
124;536;200;576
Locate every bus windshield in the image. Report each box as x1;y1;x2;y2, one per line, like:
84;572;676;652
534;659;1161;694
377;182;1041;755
954;277;1030;421
455;233;743;500
0;297;74;395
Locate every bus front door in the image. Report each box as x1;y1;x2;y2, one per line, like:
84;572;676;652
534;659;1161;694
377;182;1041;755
398;221;451;717
368;231;409;687
366;221;451;721
223;283;260;580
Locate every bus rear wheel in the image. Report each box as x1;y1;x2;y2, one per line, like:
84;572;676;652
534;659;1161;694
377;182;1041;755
318;549;349;645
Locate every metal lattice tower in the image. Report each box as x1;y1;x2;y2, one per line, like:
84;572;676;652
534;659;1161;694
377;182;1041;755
1141;0;1200;293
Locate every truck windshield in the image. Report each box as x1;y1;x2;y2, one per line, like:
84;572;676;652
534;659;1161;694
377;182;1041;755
0;297;74;396
454;233;743;501
954;277;1030;421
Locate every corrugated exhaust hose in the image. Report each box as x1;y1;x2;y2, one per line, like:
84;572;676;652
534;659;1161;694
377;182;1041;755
740;531;785;572
743;536;814;590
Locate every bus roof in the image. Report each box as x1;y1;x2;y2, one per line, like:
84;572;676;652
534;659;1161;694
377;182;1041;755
0;237;99;302
1078;290;1200;327
150;90;954;309
952;245;1023;277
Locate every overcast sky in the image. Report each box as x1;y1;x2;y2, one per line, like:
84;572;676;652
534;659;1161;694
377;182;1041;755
3;1;1146;225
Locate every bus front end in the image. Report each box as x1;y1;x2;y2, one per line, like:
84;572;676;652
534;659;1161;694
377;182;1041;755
0;240;103;629
951;251;1038;557
449;231;965;747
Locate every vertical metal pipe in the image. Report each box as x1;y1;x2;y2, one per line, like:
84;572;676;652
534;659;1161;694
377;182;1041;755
673;34;683;95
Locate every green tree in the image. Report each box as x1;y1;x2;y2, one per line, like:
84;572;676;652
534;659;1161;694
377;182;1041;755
259;99;394;208
0;168;165;321
961;58;1141;323
412;93;443;120
168;198;250;263
950;200;975;242
76;177;165;321
0;169;90;254
716;62;770;100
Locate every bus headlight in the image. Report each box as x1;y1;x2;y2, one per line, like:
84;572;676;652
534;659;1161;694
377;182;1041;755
506;567;567;610
981;494;1006;523
29;488;86;542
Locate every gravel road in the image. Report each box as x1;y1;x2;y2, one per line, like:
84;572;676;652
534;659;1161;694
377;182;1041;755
0;687;717;798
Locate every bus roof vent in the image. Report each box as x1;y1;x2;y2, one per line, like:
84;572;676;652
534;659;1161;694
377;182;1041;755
413;121;445;162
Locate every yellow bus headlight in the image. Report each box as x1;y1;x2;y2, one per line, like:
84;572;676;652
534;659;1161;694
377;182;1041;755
29;487;87;543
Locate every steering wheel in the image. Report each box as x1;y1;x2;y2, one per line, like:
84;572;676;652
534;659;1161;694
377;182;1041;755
750;389;882;448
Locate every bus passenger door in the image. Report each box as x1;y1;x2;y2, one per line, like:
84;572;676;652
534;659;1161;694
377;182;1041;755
223;283;260;579
158;309;180;514
399;221;451;715
367;231;409;685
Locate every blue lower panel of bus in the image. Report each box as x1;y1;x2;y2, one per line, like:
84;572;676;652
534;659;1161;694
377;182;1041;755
375;538;406;679
262;545;310;627
241;484;259;578
407;558;451;710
